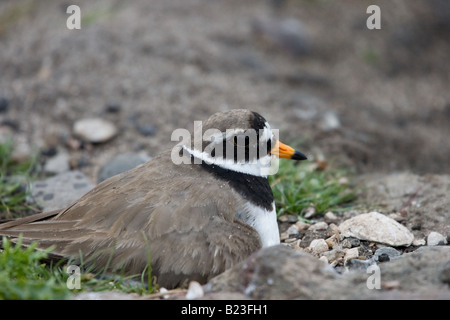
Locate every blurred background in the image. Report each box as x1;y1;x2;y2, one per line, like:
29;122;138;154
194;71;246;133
0;0;449;180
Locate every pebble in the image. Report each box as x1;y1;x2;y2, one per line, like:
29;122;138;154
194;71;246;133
73;118;118;143
345;258;375;272
324;211;338;223
308;239;329;255
44;151;70;174
303;207;316;219
97;152;151;183
344;247;359;262
309;221;328;231
31;171;94;212
341;237;360;249
427;231;447;246
137;124;157;137
105;102;121;113
278;214;298;223
339;211;414;246
327;223;339;237
321;248;345;264
374;247;401;262
185;281;204;300
320;111;341;131
295;221;310;231
285;224;300;237
413;238;426;246
325;234;339;248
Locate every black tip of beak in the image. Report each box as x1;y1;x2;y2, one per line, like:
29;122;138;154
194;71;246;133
292;151;308;161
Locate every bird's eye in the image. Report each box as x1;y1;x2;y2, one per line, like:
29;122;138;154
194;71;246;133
233;135;250;148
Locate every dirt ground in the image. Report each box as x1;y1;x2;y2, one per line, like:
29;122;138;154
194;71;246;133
1;0;449;178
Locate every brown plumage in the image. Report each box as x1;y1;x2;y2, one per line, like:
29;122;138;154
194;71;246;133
0;109;306;288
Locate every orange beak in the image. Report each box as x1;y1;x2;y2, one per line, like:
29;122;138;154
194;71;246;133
270;140;307;160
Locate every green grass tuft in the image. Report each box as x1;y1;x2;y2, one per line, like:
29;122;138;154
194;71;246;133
0;139;40;218
0;236;70;300
269;158;356;219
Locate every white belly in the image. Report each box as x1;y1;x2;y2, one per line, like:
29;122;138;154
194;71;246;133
236;202;280;247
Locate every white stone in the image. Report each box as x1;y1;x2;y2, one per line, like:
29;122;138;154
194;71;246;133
427;232;447;246
413;238;426;246
286;224;300;236
309;221;328;231
185;281;204;299
73;118;117;143
344;247;359;262
324;211;338;222
295;221;310;231
308;239;329;254
338;211;414;246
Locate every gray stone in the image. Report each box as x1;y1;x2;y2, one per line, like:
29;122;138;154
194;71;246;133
44;152;70;174
205;245;343;300
374;247;401;262
309;221;328;231
308;239;329;255
31;171;94;212
205;245;450;299
97;152;151;183
339;211;414;246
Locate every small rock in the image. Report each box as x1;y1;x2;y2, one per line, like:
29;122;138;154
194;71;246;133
137;124;157;137
320;111;341;131
185;281;204;300
344;247;359;262
413;238;426;246
309;221;328;231
105;102;121;113
278;214;298;223
31;171;94;212
11;139;32;163
324;211;338;223
97;152;151;183
345;258;375;272
327;223;340;237
308;239;329;255
325;234;339;248
339;211;414;246
295;221;310;231
280;232;289;241
321;248;345;264
286;224;300;237
427;231;447;246
319;256;328;263
303;207;316;219
374;247;401;263
44;152;70;174
73;118;118;143
341;237;361;248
